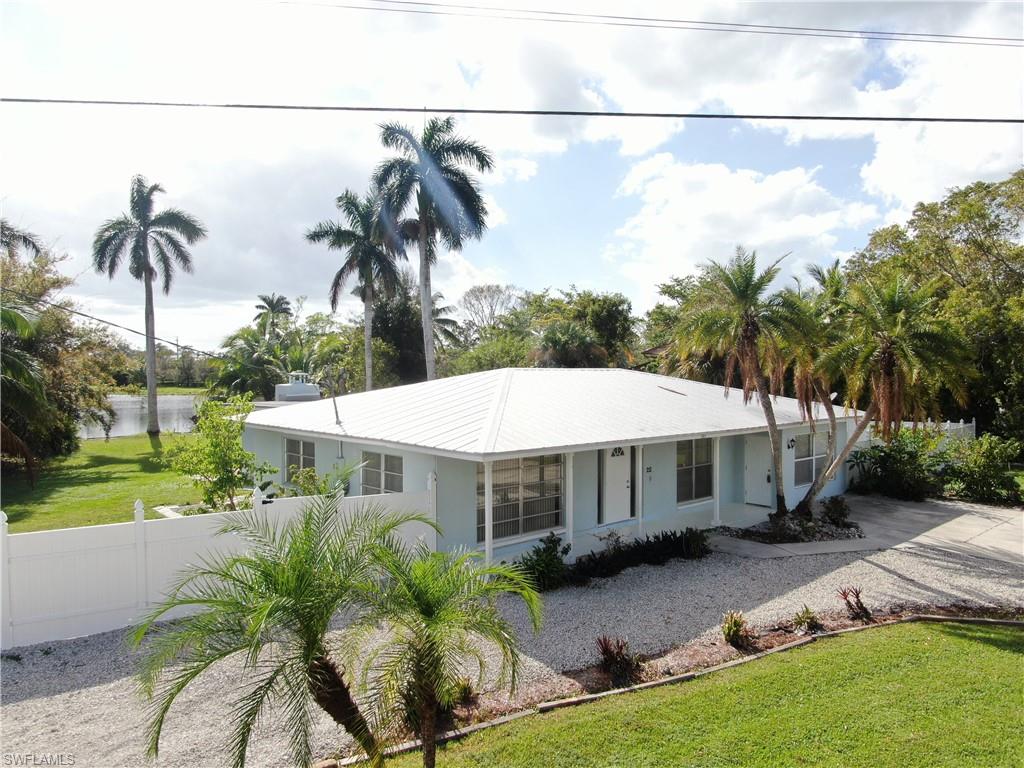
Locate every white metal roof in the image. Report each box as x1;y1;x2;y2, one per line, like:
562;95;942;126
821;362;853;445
244;368;851;460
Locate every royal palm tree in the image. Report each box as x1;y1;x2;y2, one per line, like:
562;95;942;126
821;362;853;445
307;190;403;391
677;248;791;517
352;546;542;768
131;491;435;768
374;117;493;380
1;219;43;259
92;175;206;435
253;293;293;339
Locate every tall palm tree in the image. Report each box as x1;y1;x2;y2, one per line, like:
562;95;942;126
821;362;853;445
253;293;293;339
92;175;206;435
307;190;403;391
677;248;791;517
374;117;494;380
131;491;435;768
353;547;542;768
1;219;43;259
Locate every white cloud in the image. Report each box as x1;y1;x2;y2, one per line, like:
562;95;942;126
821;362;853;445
606;157;880;309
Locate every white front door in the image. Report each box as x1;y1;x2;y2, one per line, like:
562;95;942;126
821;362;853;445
602;446;632;523
744;434;774;507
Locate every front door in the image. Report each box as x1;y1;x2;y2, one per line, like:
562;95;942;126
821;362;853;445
602;446;632;523
744;434;774;507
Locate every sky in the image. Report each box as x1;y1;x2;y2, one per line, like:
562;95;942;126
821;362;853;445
3;0;1022;351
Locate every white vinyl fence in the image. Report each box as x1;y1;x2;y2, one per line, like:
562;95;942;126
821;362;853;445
0;479;436;650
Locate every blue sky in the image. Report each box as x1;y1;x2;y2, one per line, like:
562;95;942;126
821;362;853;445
3;0;1021;349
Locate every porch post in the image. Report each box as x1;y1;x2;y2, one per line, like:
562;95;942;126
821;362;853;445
565;453;574;555
483;460;494;565
713;437;721;526
636;445;645;536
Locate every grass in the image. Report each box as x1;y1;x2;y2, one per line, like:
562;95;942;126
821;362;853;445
1;434;202;532
392;622;1024;768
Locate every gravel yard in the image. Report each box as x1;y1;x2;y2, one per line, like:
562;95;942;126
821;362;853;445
2;542;1020;768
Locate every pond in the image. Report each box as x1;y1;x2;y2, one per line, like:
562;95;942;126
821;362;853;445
79;394;200;439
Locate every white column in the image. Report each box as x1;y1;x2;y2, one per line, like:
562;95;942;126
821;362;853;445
635;446;645;536
133;499;148;611
565;453;575;555
0;511;11;650
426;470;438;551
483;461;494;564
713;437;721;526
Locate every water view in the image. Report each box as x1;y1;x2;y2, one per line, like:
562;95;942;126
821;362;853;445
79;394;200;439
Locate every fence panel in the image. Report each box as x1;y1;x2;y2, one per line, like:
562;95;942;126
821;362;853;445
1;481;435;650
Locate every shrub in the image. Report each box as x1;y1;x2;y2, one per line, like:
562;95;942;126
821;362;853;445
567;527;710;584
848;429;943;501
721;610;753;648
792;604;822;634
819;496;852;528
518;533;571;592
596;635;642;686
837;585;872;623
277;466;350;498
941;435;1022;504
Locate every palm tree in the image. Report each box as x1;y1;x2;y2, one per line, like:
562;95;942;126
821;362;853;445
430;291;463;351
374;117;494;380
214;326;283;401
253;293;293;339
0;301;47;481
532;321;609;368
307;190;403;391
677;248;791;517
1;219;44;259
92;175;206;435
353;547;542;768
131;490;436;768
812;274;972;489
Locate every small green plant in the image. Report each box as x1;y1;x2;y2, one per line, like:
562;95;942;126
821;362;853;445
596;635;643;686
837;585;872;623
1;652;23;662
819;496;852;528
721;610;754;648
278;465;352;498
518;532;571;592
792;604;823;634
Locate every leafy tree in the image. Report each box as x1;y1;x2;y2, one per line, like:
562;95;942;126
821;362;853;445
164;394;277;510
562;289;636;366
132;493;434;768
459;284;521;341
375;117;493;380
354;547;542;768
253;293;293;339
677;248;791;517
444;330;532;376
531;320;609;368
306;189;404;391
1;219;44;259
92;175;207;435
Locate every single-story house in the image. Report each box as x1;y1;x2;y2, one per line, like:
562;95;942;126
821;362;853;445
243;367;855;561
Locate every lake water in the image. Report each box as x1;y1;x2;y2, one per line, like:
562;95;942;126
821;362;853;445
79;394;200;439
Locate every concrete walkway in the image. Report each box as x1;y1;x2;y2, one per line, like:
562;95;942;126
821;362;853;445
709;494;1023;565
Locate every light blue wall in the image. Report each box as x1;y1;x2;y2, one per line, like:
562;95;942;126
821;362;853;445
779;421;849;507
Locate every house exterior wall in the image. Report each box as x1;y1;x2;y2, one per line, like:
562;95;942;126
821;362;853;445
244;420;854;562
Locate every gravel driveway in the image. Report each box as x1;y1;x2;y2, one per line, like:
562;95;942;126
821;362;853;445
3;539;1020;768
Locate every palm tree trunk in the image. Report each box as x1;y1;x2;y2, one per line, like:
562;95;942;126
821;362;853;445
419;698;437;768
753;376;787;517
307;656;382;767
364;283;374;391
814;402;879;496
143;268;161;435
418;205;436;381
794;382;838;518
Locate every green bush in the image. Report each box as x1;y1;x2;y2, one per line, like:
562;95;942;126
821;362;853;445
941;435;1022;504
568;527;709;584
518;533;572;592
848;429;943;501
721;610;753;649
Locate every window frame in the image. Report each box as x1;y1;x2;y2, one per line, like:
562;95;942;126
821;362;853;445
361;450;404;495
477;454;565;543
676;438;714;505
793;432;830;487
284;437;316;482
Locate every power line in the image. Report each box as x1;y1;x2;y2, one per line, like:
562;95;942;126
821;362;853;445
281;0;1024;47
3;97;1020;123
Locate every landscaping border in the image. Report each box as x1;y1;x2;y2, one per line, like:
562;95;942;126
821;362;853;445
323;614;1024;767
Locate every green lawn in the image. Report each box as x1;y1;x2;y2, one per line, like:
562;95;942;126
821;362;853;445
1;434;201;532
392;622;1024;768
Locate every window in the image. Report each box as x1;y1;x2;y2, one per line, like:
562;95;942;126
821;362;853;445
362;451;403;494
476;455;563;542
285;438;315;482
677;438;713;503
794;432;829;486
